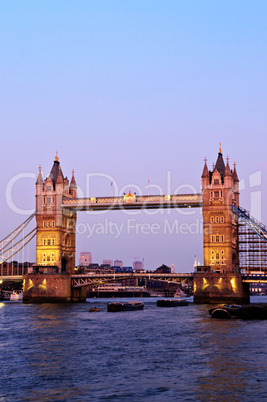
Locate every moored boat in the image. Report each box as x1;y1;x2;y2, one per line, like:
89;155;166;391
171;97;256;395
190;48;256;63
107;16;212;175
157;299;189;307
10;290;23;301
107;301;144;312
173;289;187;298
88;284;150;298
209;304;267;320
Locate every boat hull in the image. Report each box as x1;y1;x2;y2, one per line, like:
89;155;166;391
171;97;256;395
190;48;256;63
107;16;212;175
209;304;267;320
157;299;189;307
107;301;144;312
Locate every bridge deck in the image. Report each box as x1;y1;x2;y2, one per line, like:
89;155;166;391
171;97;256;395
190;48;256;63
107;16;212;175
71;272;194;287
62;194;202;211
242;273;267;283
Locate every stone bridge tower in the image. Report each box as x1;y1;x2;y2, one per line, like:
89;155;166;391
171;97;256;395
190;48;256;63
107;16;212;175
24;154;85;303
35;153;77;275
202;145;239;273
194;145;249;304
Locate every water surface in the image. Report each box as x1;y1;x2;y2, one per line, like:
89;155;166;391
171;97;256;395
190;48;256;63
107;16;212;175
1;296;267;401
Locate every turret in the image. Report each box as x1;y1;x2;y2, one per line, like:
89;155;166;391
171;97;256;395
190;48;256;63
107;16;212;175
63;177;70;196
36;165;43;188
201;157;209;189
213;143;225;182
70;169;77;198
232;162;239;206
223;156;233;189
36;165;44;213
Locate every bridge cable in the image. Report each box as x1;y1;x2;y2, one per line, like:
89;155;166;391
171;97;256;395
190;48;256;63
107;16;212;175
0;213;35;253
0;228;37;264
232;205;267;242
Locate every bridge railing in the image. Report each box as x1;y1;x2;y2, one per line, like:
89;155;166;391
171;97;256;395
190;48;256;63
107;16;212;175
62;193;202;210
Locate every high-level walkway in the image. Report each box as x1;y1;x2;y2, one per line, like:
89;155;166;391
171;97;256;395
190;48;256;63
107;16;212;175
62;193;202;211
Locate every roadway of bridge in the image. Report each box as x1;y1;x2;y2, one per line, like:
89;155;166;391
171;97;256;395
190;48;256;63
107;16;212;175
62;193;202;211
0;275;24;281
242;274;267;283
71;272;194;288
2;272;267;286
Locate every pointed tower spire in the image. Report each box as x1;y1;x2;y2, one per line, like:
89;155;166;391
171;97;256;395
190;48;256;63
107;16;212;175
201;157;210;188
70;169;77;187
49;153;64;186
201;157;209;178
36;165;43;185
214;146;225;179
56;163;64;184
224;156;231;176
219;142;222;154
233;162;239;182
70;169;77;198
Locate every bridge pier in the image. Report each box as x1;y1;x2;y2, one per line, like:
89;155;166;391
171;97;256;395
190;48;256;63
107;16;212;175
23;274;86;303
71;285;87;302
193;272;250;304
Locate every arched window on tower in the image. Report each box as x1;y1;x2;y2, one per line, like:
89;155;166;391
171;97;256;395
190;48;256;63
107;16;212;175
214;191;219;200
210;250;215;265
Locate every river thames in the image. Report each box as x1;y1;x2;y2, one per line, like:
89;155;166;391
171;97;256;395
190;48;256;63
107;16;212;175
1;296;267;401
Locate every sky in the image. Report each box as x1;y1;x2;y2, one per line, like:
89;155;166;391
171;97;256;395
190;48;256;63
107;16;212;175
1;0;267;272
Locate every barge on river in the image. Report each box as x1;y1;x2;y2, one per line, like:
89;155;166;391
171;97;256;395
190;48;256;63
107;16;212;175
107;301;144;312
157;299;189;307
87;284;150;298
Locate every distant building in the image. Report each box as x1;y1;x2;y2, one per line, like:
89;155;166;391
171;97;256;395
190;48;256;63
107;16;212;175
79;252;92;266
82;263;115;275
170;263;175;273
155;264;171;273
0;261;34;276
133;260;144;271
114;259;123;269
103;259;113;266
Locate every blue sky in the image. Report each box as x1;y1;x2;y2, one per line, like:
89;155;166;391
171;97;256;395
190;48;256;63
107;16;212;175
1;1;267;271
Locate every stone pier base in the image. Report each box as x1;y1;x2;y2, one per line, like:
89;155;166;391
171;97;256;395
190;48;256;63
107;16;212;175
193;272;250;304
23;274;86;303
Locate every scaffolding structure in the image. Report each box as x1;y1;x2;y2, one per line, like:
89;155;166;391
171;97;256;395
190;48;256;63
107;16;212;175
235;206;267;273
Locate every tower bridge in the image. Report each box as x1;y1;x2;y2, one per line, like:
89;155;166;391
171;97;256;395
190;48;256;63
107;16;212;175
1;147;267;303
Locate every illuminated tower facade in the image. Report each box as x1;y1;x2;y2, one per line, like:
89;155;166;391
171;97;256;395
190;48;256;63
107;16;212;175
201;145;239;273
35;153;77;275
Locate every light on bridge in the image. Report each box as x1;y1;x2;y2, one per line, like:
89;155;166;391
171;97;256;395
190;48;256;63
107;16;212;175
202;277;209;290
230;277;237;291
